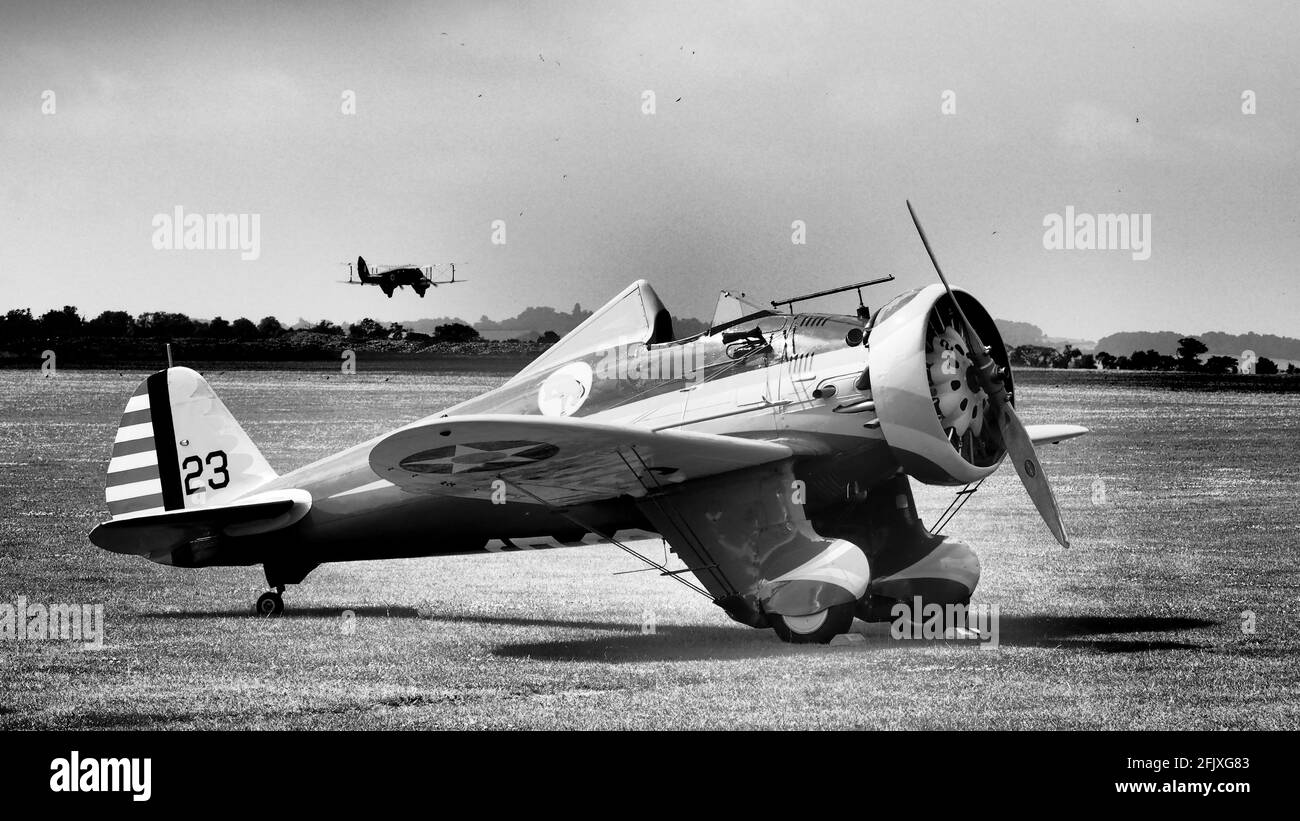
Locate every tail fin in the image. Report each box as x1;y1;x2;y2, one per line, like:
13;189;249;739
105;367;277;518
357;255;372;283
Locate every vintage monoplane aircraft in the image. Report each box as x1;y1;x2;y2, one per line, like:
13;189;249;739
91;205;1086;642
341;256;463;298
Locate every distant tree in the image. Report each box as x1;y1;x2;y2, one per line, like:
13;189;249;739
1256;357;1279;375
1203;355;1237;374
432;322;480;343
0;308;37;340
387;322;408;339
1094;351;1116;370
1077;353;1096;370
1129;349;1176;371
1287;363;1298;375
206;316;231;337
539;330;561;343
1052;344;1081;369
348;318;384;339
672;315;709;337
86;310;135;337
1008;344;1058;368
136;311;195;338
257;316;285;337
230;318;259;340
39;305;83;337
1115;355;1132;370
475;305;590;335
312;319;344;336
1176;337;1208;372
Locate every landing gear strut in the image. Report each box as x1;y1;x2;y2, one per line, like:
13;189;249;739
257;560;316;618
256;587;285;617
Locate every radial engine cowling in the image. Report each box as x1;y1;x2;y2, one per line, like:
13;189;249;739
868;284;1013;486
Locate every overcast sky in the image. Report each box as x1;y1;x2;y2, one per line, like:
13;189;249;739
2;0;1296;340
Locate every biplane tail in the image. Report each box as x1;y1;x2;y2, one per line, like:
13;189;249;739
356;256;374;283
100;367;278;519
90;367;311;567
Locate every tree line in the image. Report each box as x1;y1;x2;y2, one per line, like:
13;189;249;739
0;307;481;344
1009;336;1292;374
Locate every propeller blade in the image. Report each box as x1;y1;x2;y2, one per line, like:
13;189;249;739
905;200;1070;547
993;400;1070;548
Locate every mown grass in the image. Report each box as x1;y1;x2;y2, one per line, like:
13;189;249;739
0;368;1297;729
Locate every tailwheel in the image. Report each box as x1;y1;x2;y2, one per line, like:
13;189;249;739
256;591;285;617
770;602;856;644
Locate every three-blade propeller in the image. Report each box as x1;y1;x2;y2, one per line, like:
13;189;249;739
905;200;1070;548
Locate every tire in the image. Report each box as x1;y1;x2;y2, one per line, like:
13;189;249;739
256;591;284;617
771;602;856;644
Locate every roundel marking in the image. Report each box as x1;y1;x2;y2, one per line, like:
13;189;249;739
538;361;593;417
1024;459;1037;478
398;440;559;475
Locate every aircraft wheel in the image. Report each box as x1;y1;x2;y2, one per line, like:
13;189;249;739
771;602;855;644
256;591;284;617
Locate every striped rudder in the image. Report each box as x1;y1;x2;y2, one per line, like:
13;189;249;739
105;367;277;518
106;378;167;516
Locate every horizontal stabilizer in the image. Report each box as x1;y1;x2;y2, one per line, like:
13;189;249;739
368;415;793;507
89;489;311;563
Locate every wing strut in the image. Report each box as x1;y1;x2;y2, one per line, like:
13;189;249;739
932;478;986;535
495;475;714;600
617;445;738;598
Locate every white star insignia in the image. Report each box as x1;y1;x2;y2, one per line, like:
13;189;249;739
405;443;545;474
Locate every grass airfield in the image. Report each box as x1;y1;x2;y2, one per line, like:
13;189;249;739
1;367;1297;729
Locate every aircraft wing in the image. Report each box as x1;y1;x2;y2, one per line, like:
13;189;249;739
1025;424;1089;445
368;414;793;507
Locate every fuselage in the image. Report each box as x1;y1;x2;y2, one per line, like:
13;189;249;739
259;310;897;560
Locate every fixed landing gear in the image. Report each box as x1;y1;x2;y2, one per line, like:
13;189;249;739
256;561;315;618
256;587;285;617
770;602;856;644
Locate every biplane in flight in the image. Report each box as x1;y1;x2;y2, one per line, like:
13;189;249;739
341;256;463;298
92;204;1086;643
